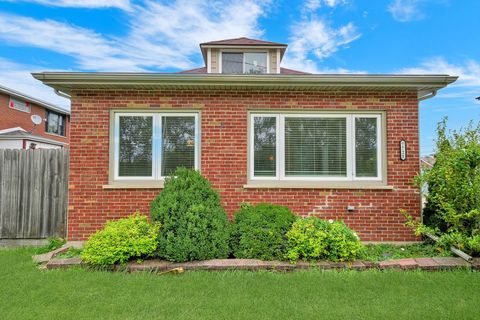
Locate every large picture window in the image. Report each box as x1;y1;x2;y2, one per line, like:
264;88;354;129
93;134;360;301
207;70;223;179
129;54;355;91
113;112;199;181
250;113;382;182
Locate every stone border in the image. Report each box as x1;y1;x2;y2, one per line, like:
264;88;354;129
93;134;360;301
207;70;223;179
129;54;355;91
42;256;478;272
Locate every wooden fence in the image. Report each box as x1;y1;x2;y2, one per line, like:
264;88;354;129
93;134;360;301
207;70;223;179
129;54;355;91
0;149;68;239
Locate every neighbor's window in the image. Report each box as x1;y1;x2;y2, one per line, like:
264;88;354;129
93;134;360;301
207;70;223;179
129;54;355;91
222;52;267;74
9;97;30;113
250;113;382;181
114;112;199;180
46;111;66;136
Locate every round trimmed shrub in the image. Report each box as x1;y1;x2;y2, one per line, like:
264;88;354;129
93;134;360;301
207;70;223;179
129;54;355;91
286;217;364;262
81;213;160;266
230;203;297;260
150;168;230;262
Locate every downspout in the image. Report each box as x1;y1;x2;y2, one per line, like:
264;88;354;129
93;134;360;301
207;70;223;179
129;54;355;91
54;89;71;99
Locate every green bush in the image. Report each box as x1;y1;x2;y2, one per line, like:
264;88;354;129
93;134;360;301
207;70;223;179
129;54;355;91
81;213;159;266
286;217;364;262
230;203;297;260
406;118;480;256
150;168;230;262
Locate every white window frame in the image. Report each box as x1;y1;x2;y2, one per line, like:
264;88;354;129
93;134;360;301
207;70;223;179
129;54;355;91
9;97;31;113
113;112;200;181
219;50;269;74
249;113;382;182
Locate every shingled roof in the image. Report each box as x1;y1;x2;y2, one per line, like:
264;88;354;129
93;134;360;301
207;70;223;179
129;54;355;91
200;37;287;47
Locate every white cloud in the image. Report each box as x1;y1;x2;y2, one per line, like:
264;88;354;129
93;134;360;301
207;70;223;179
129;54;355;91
304;0;347;11
387;0;424;22
0;1;269;71
400;57;480;88
7;0;132;11
284;17;361;73
0;58;70;109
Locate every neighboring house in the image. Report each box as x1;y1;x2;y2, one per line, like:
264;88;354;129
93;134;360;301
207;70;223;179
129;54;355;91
0;85;70;149
33;37;457;242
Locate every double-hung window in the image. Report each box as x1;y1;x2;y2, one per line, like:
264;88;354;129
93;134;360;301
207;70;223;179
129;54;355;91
250;113;383;183
46;111;66;136
112;112;199;183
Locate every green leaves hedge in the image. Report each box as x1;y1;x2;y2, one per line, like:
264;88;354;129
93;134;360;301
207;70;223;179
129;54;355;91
150;168;230;262
81;213;160;266
286;217;364;262
230;203;297;260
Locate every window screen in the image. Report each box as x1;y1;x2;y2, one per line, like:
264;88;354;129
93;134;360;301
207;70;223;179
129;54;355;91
161;116;196;176
285;117;347;177
355;117;378;177
222;53;243;74
118;115;153;177
253;116;276;176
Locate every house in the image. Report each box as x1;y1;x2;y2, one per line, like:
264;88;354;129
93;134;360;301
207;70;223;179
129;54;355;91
0;85;70;149
32;37;457;242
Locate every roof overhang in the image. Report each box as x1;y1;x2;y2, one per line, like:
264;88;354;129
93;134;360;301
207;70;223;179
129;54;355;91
32;72;458;100
0;134;66;146
0;84;70;115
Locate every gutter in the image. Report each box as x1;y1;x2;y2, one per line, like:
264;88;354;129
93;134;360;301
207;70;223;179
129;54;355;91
54;89;71;99
418;90;437;101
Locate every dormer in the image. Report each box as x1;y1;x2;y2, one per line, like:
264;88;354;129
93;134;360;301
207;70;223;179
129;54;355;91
199;37;288;74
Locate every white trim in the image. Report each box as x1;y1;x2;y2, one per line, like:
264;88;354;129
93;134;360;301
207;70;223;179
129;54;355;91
0;127;26;134
207;48;212;73
113;112;199;182
249;112;383;182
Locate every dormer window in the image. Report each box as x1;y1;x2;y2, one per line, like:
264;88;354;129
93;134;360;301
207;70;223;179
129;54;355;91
221;52;268;74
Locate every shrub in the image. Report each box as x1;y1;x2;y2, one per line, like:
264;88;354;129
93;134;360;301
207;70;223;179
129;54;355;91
230;203;297;260
286;217;364;263
405;118;480;256
150;168;230;262
81;213;160;266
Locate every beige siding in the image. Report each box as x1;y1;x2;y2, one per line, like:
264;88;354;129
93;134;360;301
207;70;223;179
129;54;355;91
269;49;279;74
210;49;219;73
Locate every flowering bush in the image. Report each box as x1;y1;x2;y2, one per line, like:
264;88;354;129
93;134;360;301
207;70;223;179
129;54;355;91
286;217;364;263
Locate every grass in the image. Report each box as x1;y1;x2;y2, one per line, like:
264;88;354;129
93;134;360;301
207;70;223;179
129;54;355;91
363;243;451;261
1;248;479;319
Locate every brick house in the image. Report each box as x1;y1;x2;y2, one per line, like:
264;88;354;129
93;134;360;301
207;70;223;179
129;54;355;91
0;84;70;149
33;38;456;242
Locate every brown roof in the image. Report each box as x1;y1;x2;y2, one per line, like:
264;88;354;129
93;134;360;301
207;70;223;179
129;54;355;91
200;37;287;47
177;67;309;75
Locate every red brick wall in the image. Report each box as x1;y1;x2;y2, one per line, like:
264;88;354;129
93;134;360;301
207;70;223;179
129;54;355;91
68;89;421;241
0;92;70;144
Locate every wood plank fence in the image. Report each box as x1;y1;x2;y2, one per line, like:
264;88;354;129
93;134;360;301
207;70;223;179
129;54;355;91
0;149;68;239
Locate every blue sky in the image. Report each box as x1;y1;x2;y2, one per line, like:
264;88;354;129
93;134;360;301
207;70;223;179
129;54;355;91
0;0;478;155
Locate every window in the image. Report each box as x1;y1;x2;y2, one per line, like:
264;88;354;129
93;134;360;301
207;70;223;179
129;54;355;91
250;113;382;181
46;111;66;136
113;112;199;181
9;97;30;113
221;52;268;74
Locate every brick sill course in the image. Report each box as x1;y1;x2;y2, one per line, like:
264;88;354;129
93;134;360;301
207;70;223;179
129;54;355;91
43;257;479;272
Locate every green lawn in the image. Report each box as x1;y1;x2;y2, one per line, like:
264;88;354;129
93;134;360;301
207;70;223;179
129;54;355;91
1;248;479;320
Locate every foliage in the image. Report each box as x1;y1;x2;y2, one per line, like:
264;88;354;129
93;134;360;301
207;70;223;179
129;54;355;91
56;247;83;259
35;237;66;254
81;213;159;266
362;243;449;262
150;168;230;262
407;118;480;256
286;217;364;262
230;203;297;260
